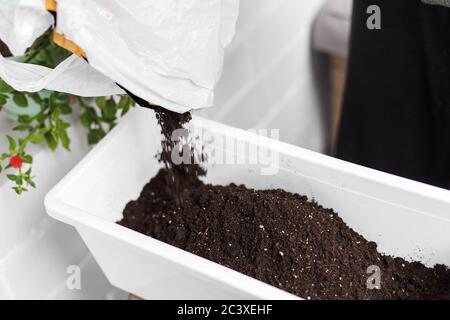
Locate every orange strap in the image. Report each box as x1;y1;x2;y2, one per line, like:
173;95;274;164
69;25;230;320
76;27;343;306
45;0;57;12
45;0;86;58
53;32;86;58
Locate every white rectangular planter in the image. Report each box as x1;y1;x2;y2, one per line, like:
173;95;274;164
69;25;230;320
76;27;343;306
45;107;450;300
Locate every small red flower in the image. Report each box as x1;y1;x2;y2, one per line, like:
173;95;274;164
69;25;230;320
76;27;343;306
9;155;23;169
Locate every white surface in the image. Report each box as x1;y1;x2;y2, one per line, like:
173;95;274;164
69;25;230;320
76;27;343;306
46;107;450;300
198;0;327;152
0;112;124;299
56;0;239;113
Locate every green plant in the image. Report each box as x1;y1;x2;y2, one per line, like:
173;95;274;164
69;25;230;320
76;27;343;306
0;32;135;194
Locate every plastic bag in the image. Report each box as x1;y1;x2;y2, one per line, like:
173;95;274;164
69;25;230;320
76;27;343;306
0;54;125;96
0;0;239;112
0;0;53;56
56;0;240;113
0;0;124;97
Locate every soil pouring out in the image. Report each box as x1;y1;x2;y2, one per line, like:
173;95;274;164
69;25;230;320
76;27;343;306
118;107;450;300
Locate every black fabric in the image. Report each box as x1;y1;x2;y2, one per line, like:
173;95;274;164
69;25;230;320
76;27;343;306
337;0;450;188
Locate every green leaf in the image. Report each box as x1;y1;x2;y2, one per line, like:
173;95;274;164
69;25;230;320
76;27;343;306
39;126;50;134
22;154;33;164
50;107;61;122
29;93;42;105
18;138;26;147
56;119;71;132
87;128;106;145
80;112;92;128
35;111;48;123
12;92;28;107
0;80;14;93
118;96;134;116
17;115;32;125
117;96;128;109
101;99;117;122
59;103;72;115
16;175;23;186
0;164;2;174
124;102;132;116
51;129;59;143
6;135;16;151
0;95;7;106
44;132;58;151
29;180;36;188
28;134;45;144
60;131;71;150
49;92;58;106
7;174;17;181
121;103;131;116
13;124;32;132
96;97;106;109
13;186;23;195
109;122;117;130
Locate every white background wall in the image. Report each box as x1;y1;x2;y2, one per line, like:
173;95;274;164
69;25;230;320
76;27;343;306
0;0;327;299
200;0;327;152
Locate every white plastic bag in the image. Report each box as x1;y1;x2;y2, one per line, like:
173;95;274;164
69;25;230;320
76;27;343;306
0;54;125;96
0;0;239;112
0;0;124;97
56;0;240;113
0;0;53;56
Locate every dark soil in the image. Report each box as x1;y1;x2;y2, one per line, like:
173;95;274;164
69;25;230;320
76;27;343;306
119;169;450;300
118;107;450;300
152;106;205;206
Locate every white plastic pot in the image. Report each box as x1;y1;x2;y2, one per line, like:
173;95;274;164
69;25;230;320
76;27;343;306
45;107;450;300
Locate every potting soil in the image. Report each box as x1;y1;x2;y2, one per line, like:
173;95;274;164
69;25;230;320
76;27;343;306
118;108;450;300
152;105;205;206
